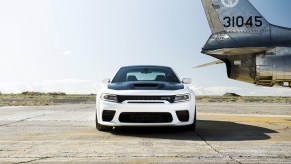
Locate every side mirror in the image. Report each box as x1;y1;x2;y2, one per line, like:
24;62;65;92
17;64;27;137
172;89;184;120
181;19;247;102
182;78;192;84
102;78;110;84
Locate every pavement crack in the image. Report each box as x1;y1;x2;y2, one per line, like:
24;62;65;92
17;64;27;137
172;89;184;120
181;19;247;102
0;114;49;127
195;131;242;164
14;157;51;164
0;111;66;127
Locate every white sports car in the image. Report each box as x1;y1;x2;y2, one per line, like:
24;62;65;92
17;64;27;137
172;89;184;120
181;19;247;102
96;65;196;131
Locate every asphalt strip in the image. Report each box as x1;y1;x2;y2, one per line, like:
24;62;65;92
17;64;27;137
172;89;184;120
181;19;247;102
200;112;291;118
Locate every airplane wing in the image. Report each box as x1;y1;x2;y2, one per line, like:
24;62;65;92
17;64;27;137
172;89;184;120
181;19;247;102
193;60;224;68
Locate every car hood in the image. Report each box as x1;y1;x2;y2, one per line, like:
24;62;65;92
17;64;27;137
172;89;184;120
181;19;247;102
107;81;184;91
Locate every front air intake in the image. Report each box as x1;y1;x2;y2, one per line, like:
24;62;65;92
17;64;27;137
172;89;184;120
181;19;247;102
117;95;175;103
176;110;189;122
102;110;116;122
119;112;173;123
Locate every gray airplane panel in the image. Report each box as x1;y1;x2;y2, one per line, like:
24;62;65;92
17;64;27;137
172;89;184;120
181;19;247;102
256;50;291;82
203;32;273;51
271;25;291;46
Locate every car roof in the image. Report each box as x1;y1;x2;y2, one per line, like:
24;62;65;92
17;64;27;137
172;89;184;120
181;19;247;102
120;65;172;69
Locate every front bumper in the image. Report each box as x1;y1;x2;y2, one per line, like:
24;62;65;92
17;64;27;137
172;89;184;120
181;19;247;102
97;100;196;127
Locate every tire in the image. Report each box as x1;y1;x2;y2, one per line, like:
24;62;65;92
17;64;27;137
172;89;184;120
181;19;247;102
184;107;197;131
95;112;112;131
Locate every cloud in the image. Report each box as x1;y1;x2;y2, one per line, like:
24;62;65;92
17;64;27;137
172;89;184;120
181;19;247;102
61;50;72;56
190;85;243;96
190;85;291;96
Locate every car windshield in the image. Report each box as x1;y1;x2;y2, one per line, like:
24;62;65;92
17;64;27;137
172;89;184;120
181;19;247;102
111;66;181;83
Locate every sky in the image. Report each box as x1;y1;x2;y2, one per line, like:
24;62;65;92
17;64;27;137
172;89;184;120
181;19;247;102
0;0;291;96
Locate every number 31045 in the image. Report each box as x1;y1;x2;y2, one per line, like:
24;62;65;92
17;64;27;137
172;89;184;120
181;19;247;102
223;16;263;28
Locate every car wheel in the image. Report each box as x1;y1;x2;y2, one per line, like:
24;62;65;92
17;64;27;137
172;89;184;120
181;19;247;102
95;112;112;131
184;107;197;131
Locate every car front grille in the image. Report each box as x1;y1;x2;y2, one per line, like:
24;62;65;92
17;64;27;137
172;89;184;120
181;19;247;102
117;95;175;103
119;112;173;123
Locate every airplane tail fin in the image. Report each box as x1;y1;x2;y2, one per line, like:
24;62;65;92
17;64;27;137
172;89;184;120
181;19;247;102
201;0;269;34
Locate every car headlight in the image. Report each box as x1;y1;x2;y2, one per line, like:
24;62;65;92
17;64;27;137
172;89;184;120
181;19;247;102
174;94;191;103
101;94;118;103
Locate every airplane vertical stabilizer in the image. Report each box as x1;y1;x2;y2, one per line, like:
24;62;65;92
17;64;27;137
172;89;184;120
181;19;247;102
201;0;270;34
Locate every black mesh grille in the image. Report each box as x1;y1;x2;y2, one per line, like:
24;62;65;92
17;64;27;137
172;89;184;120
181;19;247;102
117;95;175;103
176;110;189;122
119;112;173;123
102;110;116;122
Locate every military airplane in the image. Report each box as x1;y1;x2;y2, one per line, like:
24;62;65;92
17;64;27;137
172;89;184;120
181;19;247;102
196;0;291;88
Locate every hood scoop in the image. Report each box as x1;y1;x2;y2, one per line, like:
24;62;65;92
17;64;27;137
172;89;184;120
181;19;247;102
108;81;184;90
133;83;159;88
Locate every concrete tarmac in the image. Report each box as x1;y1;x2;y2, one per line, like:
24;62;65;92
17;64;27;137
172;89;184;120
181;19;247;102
0;103;291;163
